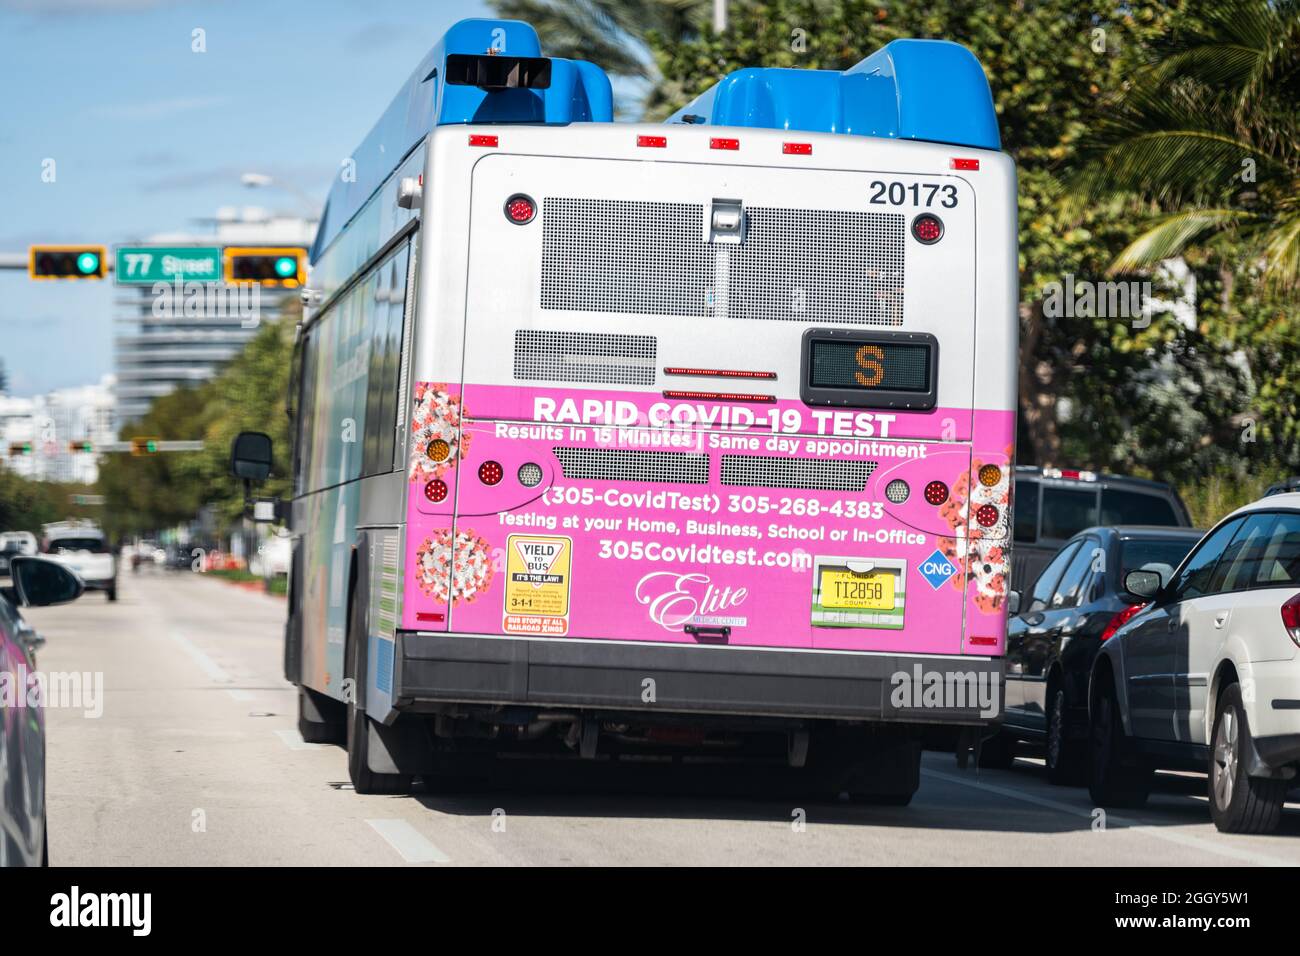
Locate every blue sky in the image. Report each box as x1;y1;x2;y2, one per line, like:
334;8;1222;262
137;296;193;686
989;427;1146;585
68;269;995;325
0;0;492;396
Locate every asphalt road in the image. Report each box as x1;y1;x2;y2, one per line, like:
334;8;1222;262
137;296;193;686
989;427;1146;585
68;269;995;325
23;570;1300;866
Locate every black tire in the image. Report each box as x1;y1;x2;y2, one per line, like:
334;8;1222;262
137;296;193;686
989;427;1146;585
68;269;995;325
40;817;48;867
344;573;412;795
1209;682;1286;834
1088;675;1151;808
1046;686;1087;785
298;687;345;745
977;731;1016;769
106;582;117;602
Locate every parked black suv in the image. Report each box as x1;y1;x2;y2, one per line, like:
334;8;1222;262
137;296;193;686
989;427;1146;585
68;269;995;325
1011;467;1192;595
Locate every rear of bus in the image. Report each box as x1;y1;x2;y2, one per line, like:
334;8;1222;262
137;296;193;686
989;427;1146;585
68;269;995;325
389;22;1016;791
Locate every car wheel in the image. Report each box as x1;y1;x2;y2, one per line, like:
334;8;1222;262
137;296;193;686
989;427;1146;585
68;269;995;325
1088;676;1150;808
106;582;118;602
1046;687;1086;785
1209;682;1285;834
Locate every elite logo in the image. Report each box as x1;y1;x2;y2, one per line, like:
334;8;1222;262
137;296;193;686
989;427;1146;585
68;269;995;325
919;549;959;590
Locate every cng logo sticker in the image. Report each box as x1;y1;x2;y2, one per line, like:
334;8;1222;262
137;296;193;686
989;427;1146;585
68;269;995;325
503;535;572;636
919;549;959;590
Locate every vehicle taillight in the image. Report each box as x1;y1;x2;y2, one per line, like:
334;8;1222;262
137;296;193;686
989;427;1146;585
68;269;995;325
1282;593;1300;646
783;142;812;155
710;137;740;150
885;479;910;503
637;135;667;148
1101;603;1145;642
423;479;448;504
468;134;498;147
504;194;536;224
924;481;949;505
478;461;503;486
911;213;943;244
517;462;543;487
975;504;999;527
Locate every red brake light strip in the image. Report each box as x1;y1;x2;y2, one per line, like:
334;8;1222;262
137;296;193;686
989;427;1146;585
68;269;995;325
661;390;775;403
663;367;777;380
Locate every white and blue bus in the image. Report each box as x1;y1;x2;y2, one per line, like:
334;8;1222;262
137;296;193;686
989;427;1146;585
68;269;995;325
232;17;1018;801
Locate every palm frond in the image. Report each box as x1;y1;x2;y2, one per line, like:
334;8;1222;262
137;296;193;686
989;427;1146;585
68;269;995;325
1107;208;1255;276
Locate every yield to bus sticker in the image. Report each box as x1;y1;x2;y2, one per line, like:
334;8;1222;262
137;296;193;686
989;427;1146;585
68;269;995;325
503;535;572;636
811;556;906;629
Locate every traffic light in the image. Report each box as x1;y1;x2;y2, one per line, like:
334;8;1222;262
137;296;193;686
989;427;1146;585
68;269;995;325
130;437;160;456
8;442;33;456
29;245;107;280
223;247;306;287
68;440;94;453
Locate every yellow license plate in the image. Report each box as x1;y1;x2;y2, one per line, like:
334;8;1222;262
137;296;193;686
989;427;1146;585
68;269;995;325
819;569;895;610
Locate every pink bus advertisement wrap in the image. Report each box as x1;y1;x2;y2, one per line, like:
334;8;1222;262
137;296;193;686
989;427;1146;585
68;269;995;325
403;382;1014;656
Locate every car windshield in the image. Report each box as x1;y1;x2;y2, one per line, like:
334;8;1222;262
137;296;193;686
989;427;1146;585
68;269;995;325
49;537;108;554
1121;537;1197;583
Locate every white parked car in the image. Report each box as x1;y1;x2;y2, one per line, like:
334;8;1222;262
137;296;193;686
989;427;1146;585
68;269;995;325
41;523;117;602
248;533;290;577
1088;493;1300;832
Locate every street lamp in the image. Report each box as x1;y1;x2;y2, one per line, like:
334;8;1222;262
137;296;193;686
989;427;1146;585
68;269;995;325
240;172;318;216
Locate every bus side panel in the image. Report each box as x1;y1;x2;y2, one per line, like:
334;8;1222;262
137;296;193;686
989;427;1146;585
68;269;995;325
295;482;359;697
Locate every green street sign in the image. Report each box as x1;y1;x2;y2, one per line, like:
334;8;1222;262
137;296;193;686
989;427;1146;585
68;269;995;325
115;245;222;285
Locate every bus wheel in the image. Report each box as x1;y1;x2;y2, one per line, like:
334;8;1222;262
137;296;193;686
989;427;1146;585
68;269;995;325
345;602;413;796
298;686;345;745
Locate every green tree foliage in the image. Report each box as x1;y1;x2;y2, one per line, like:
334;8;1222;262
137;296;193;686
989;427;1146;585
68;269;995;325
508;0;1293;499
97;306;297;538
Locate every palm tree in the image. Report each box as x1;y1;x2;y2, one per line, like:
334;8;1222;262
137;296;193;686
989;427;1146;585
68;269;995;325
1077;0;1300;290
489;0;711;114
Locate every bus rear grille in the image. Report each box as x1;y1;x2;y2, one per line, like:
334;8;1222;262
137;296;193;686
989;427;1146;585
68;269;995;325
552;446;709;484
514;329;656;385
540;198;904;326
720;454;877;492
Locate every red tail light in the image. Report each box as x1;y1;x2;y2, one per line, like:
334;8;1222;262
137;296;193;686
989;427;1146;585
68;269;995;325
1101;603;1146;641
975;504;999;527
950;157;980;170
783;142;812;155
468;134;498;147
637;135;667;148
710;137;740;150
423;479;448;503
504;194;536;224
1282;593;1300;646
924;481;949;506
478;461;503;486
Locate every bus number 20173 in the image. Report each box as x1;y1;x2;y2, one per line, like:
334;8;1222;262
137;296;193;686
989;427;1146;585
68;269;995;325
869;180;958;208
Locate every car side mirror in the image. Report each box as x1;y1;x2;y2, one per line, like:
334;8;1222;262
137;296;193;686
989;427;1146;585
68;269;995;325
1124;569;1163;601
230;431;273;481
1006;590;1021;615
8;556;84;607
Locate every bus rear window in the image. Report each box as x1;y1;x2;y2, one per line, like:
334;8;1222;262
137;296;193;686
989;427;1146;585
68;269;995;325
1101;488;1179;526
1040;487;1098;540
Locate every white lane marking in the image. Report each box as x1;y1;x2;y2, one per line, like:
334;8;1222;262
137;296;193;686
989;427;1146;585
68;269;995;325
169;630;232;683
922;767;1292;867
274;729;330;751
227;689;255;702
366;819;450;864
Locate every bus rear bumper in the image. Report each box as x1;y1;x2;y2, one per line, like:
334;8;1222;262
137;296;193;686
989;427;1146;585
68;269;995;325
394;632;1003;725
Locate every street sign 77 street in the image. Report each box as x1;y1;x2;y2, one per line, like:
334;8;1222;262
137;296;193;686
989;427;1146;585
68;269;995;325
115;246;222;285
